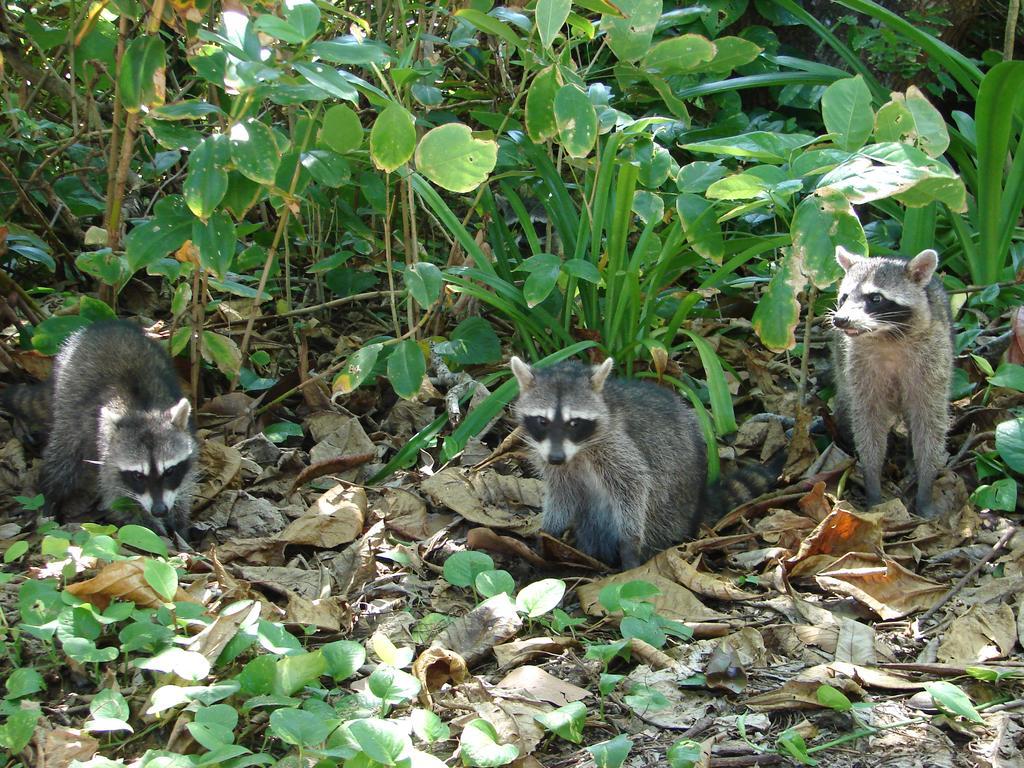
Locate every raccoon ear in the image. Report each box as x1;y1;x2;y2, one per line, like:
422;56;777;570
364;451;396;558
835;246;861;271
509;356;535;391
168;398;192;430
591;357;614;392
906;249;938;285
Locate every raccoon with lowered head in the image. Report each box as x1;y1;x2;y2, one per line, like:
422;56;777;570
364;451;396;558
510;356;774;569
2;320;198;537
830;247;953;518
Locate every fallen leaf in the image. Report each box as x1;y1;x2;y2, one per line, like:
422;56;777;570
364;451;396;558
937;604;1017;664
787;505;885;576
412;647;469;707
431;592;523;667
381;488;457;540
815;552;946;619
420;467;542;534
493;636;578;669
279;484;366;548
494;665;590;706
66;560;197;611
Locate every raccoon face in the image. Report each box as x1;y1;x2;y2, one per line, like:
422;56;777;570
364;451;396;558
99;397;197;522
831;247;938;338
510;357;613;465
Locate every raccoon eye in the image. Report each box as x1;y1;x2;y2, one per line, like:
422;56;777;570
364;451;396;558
867;293;883;305
535;416;549;427
567;418;580;428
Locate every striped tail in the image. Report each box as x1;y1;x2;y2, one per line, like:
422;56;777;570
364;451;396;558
0;381;53;449
703;448;786;531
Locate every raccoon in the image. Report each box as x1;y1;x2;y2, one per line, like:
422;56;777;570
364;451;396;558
510;356;775;569
2;320;198;537
830;247;953;518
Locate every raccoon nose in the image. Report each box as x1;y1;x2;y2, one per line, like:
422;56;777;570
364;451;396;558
832;315;850;329
547;448;566;465
150;498;168;517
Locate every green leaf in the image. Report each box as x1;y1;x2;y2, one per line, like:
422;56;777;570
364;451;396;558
777;727;816;765
118;525;169;557
412;708;451;743
273;650;327;696
3;540;29;564
706;35;762;74
455;9;528;51
681;330;736;434
349;718;412;764
370;104;416;173
436;316;502;365
525;66;560;143
642;34;715;75
293;62;359;102
415;123;498;193
667;739;702;768
459;718;519;767
138;648;211;680
320;104;363;154
534;701;586;744
0;707;41;753
125;195;196;274
284;0;320;40
120;36;165;112
143;559;178;602
554;85;598;159
680;131;815;163
263;421;303;443
6;668;45;699
253;14;306;44
515;578;565;618
301;150;351;188
752;249;804;352
332;343;383;394
996;418;1024;475
192;212;236;279
86;688;132;733
387;339;426;399
76;248;129;288
603;0;661;62
229;119;281;186
924;681;984;724
988;363;1024;391
676;193;724;264
149;100;223;121
269;707;332;747
821;75;874;152
405;262;444;306
791;190;866;289
816;684;853;712
624;685;671;713
970;478;1017;512
875;86;949;158
585;734;633;768
519;252;561;307
475;569;515;597
536;0;571;48
201;331;242;378
443;550;495;588
368;665;422;709
599;673;624;696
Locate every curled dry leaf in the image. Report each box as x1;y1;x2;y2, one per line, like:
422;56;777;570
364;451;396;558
936;603;1017;664
664;553;759;601
210;536;287;566
494;665;590;706
193;440;242;511
279;484;367;548
412;646;469;707
467;527;547;567
420;467;542;534
431;592;523;667
30;724;100;767
787;505;885;577
704;645;748;694
288;453;374;494
381;488;458;540
493;636;578;669
797;481;833;522
329;520;383;600
628;637;681;672
835;617;878;665
66;560;197;611
815;552;946;620
186;600;261;663
744;665;869;711
756;508;817;548
536;531;607;569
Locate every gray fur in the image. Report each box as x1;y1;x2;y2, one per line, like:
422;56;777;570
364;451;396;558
511;357;718;569
38;320;198;537
830;247;953;518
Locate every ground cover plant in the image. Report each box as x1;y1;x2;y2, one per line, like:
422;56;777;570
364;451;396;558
2;0;1024;766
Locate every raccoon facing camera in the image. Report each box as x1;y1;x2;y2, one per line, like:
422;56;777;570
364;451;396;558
2;320;198;539
830;246;954;518
509;356;776;570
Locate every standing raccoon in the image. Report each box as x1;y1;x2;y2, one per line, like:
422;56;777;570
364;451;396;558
510;356;773;569
830;247;953;518
2;320;198;537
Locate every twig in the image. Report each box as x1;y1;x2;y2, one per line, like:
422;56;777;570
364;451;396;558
918;525;1018;625
204;290;400;330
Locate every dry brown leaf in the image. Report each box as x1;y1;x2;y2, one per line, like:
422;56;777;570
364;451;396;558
493;636;577;669
815;552;946;619
664;553;759;601
536;532;607;569
283;592;350;632
210;537;287;566
704;644;747;693
628;637;681;671
762;625;835;663
784;403;818;477
454;699;547;759
621;667;713;729
715;627;769;668
420;467;542;534
835;618;877;665
467;528;547;567
28;724;99;768
381;488;457;540
66;560;197;611
494;665;590;706
193;440;242;511
412;647;469;707
329;521;382;600
186;600;261;662
937;604;1018;664
745;665;868;711
431;593;523;667
756;508;817;547
578;570;724;622
279;484;366;548
797;481;833;523
787;505;885;574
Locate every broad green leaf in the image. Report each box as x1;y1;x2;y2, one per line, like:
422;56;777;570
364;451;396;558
229;119;280;186
372;632;415;668
924;681;984;723
706;35;762;74
118;525;169;557
320;104;363;154
405;262;444;306
263;421;302;442
676;193;724;264
515;578;565;617
332;343;383;394
284;0;320;40
875;86;949;158
681;330;736;435
412;708;450;743
603;0;661;62
455;9;527;51
269;707;332;747
752;249;805;352
435;316;502;365
6;668;44;699
536;0;571;48
821;75;874;152
700;0;746;35
705;166;785;201
586;734;633;768
76;249;129;288
201;331;242;378
971;478;1017;511
554;85;598;158
624;685;670;713
990;363;1024;391
293;62;359;102
30;316;88;355
301;150;351;187
519;252;561;307
253;15;305;44
368;665;422;709
680;132;815;163
415;123;498;193
120;36;165;112
642;34;715;75
350;718;412;764
308;39;392;66
996;418;1024;474
125;195;195;273
192;212;236;279
459;718;519;767
667;739;702;768
0;708;41;753
475;569;515;597
525;66;560;143
143;559;178;602
534;701;586;744
791;190;866;289
370;104;416;173
387;339;426;399
443;550;495;588
139;648;211;681
816;684;853;712
677;160;728;193
273;650;327;696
